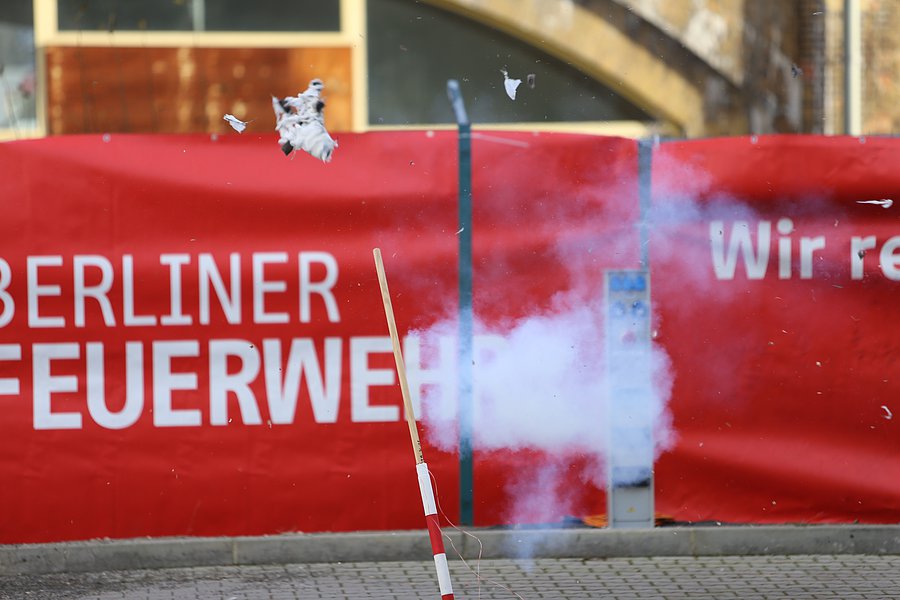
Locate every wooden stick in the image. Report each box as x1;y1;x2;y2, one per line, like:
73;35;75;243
373;248;424;465
374;248;456;599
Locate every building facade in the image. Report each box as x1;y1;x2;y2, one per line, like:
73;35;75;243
0;0;896;140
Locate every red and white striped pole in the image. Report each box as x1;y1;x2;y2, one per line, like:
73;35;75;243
374;248;454;600
416;461;454;599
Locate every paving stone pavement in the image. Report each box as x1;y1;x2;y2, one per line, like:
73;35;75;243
2;554;899;600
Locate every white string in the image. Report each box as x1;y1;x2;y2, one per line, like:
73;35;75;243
428;468;527;600
469;132;531;148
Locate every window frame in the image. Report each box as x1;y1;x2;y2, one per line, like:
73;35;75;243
29;0;368;132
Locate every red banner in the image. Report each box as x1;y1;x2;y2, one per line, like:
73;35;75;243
0;132;897;543
0;131;635;542
651;136;900;524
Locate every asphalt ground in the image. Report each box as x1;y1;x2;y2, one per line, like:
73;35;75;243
1;525;899;599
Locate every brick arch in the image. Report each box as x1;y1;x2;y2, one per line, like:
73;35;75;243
422;0;711;136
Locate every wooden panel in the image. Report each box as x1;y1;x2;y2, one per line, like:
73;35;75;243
45;46;352;134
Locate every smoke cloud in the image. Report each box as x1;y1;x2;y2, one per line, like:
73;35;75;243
407;143;778;531
412;264;676;528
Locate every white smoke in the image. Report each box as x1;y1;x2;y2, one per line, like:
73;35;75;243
407;143;773;528
413;286;676;526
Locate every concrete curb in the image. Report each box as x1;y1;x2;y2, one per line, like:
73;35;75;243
1;525;898;576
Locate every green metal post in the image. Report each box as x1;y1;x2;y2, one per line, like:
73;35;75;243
447;80;474;526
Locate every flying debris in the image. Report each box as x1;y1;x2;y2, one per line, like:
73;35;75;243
272;78;338;162
856;199;893;208
223;114;251;133
283;78;326;123
882;405;893;420
500;68;522;100
791;63;803;79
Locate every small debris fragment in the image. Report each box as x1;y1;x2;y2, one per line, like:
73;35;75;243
858;249;866;259
882;405;893;420
791;63;803;78
500;68;522;100
223;114;251;133
526;73;536;88
856;199;893;208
